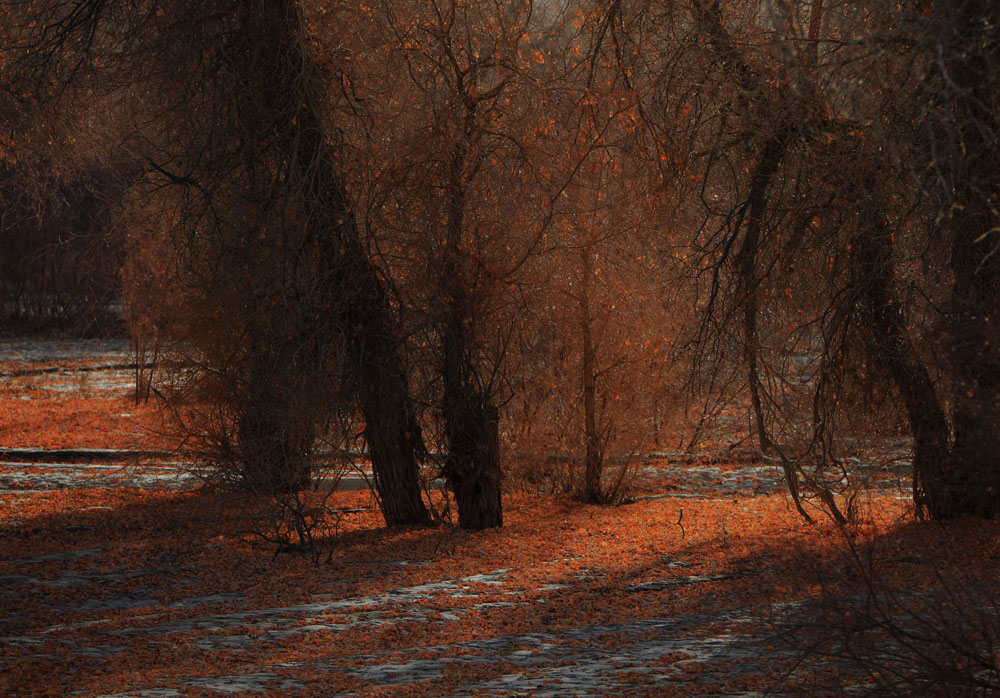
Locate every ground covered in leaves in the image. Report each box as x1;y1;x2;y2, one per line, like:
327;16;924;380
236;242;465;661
0;487;917;696
3;339;1000;697
6;485;1000;697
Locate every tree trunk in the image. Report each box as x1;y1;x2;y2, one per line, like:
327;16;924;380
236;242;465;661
247;0;429;525
919;0;1000;518
343;246;431;526
442;372;503;530
441;300;503;529
579;247;603;503
947;225;1000;517
237;369;314;493
850;183;953;519
439;148;503;530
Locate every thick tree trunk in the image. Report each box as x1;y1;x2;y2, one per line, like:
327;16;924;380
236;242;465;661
246;0;430;525
237;374;314;493
343;247;431;526
851;191;953;519
854;201;1000;520
931;0;1000;517
441;299;503;528
948;226;1000;517
439;149;503;530
442;369;503;530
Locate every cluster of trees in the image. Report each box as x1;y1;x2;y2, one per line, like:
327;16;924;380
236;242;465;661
610;0;1000;521
2;0;997;527
0;156;132;334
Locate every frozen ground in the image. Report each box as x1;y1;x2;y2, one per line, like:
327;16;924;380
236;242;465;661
0;461;201;492
0;339;913;696
1;547;815;697
0;338;131;365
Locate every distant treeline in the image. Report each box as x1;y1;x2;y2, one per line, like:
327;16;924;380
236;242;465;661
0;161;131;336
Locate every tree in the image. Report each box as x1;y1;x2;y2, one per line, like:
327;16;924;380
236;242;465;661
340;0;563;528
605;0;1000;520
146;0;433;522
524;122;675;503
904;0;1000;517
6;0;432;524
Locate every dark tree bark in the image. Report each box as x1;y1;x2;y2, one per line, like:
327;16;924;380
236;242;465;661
579;248;603;504
237;361;315;494
933;0;1000;517
441;359;503;529
439;147;503;530
340;231;431;526
846;162;953;518
244;0;430;523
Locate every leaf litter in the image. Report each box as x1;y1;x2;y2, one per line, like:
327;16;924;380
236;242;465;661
2;346;999;696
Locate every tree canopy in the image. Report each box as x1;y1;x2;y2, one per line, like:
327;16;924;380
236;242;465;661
2;0;999;526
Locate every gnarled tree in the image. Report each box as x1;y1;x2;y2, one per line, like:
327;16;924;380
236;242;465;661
7;0;431;524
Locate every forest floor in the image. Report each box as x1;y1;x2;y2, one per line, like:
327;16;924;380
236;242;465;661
2;339;999;697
